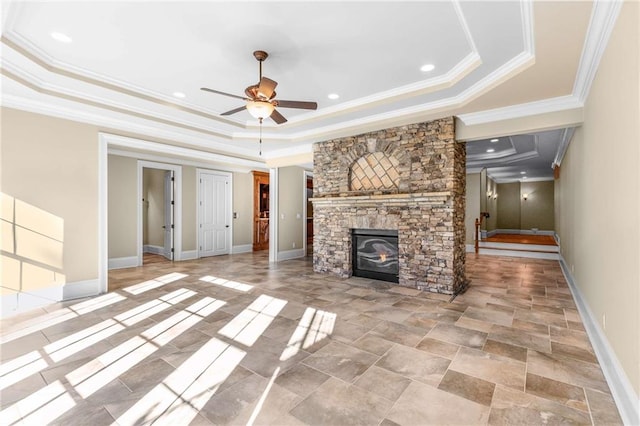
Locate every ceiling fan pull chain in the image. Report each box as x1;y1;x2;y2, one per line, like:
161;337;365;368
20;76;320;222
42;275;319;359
259;117;263;156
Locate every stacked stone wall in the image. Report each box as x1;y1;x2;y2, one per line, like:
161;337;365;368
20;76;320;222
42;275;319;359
312;117;466;294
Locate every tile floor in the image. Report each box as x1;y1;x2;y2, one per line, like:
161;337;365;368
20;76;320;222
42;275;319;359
0;252;623;425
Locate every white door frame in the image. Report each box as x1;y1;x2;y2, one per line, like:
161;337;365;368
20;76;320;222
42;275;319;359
268;168;278;262
137;160;182;266
303;170;313;256
196;168;233;258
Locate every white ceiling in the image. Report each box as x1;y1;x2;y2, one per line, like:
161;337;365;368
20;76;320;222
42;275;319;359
0;1;616;175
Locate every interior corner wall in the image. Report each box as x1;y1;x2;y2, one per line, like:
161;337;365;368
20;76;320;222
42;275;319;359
555;1;639;400
108;155;137;259
486;176;498;231
182;166;197;252
496;182;521;229
277;166;304;253
465;173;480;244
1;108;100;312
521;180;554;230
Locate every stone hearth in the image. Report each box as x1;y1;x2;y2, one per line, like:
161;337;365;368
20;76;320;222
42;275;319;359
311;117;466;294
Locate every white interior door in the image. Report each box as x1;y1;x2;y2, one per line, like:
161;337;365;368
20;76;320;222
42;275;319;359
163;170;174;260
199;172;231;257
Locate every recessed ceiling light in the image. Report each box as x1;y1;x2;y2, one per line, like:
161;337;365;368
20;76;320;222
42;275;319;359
523;176;528;179
51;32;72;43
420;64;435;72
173;92;186;98
328;93;339;100
490;138;499;143
486;148;495;153
520;171;526;174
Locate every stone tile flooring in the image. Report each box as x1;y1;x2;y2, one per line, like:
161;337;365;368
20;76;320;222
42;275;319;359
0;252;624;425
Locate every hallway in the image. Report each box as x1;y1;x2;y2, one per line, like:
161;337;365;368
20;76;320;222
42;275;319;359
0;253;622;425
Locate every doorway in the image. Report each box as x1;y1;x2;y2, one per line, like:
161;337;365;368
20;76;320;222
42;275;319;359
252;171;270;251
197;170;232;257
137;161;182;266
304;171;313;257
142;168;174;263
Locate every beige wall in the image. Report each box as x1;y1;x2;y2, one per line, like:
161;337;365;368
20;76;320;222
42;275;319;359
486;176;498;231
465;173;480;244
555;3;639;396
1;108;99;287
278;166;305;252
182;166;197;252
232;171;253;247
496;181;554;231
144;168;165;247
521;180;554;230
497;182;521;229
108;155;137;258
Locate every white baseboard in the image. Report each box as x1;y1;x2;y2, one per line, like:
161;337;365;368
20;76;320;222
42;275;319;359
492;229;555;236
277;248;305;261
478;248;559;260
486;229;497;237
108;256;139;270
558;255;640;425
479;241;559;253
181;250;198;260
143;245;165;255
1;278;101;319
232;244;253;254
62;279;102;300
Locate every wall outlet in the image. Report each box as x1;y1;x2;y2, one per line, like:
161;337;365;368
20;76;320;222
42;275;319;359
233;212;238;219
292;242;296;248
281;213;285;220
571;264;575;273
602;313;606;330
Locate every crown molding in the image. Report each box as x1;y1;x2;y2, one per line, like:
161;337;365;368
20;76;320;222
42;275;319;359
552;127;575;168
457;95;582;126
1;28;244;128
102;133;266;171
0;93;262;160
573;0;623;103
1;58;235;140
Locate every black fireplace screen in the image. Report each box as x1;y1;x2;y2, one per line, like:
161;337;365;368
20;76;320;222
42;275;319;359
352;229;399;283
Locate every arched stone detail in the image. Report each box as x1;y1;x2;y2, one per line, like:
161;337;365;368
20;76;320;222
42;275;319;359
349;151;401;191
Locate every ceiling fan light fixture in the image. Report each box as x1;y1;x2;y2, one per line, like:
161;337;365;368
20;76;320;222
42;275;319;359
246;100;275;119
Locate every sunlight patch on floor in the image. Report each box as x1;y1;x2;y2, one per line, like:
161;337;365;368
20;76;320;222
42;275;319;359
45;288;196;363
199;275;253;292
117;337;246;425
0;292;126;345
122;272;188;295
280;307;336;361
64;297;225;399
218;294;287;347
0;380;75;425
0;350;48;392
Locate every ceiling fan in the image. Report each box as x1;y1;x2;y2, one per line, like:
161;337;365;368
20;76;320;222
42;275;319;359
201;50;318;124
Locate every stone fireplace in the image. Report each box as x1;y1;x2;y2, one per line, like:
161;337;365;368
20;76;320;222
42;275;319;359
311;117;466;294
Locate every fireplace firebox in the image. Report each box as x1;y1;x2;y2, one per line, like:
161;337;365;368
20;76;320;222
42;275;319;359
352;229;399;283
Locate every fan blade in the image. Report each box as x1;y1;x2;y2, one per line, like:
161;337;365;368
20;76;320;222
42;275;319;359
257;77;277;99
270;108;287;124
221;105;247;116
201;87;247;101
276;100;318;110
